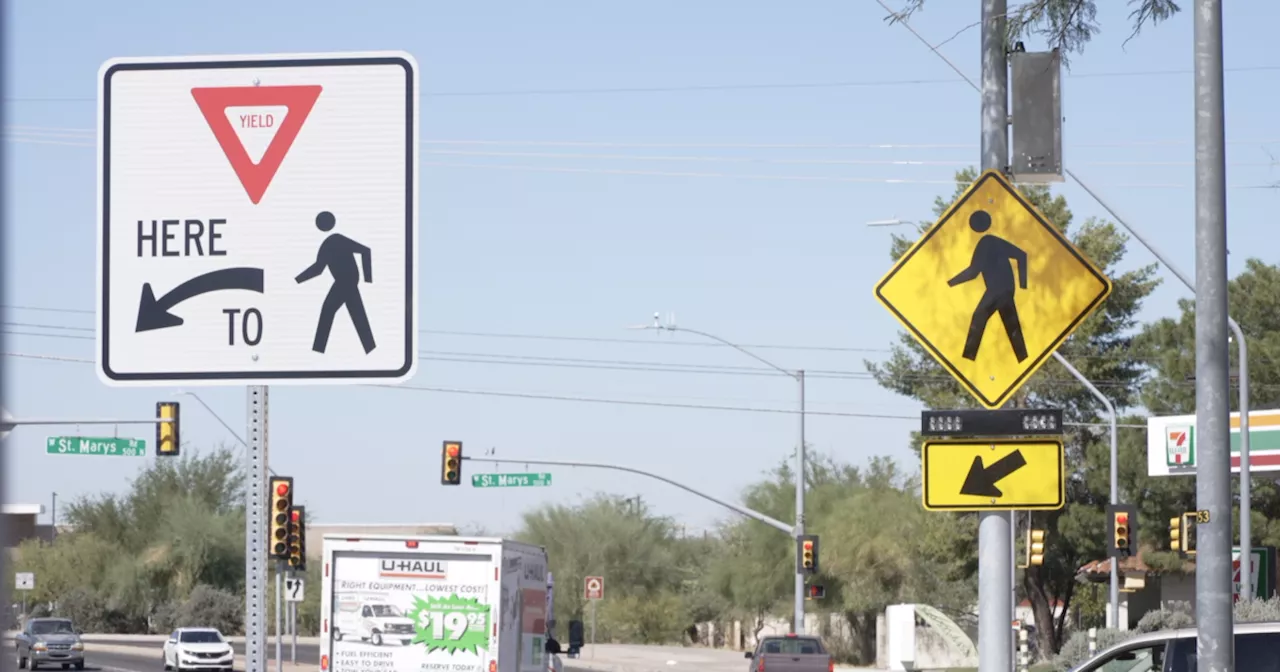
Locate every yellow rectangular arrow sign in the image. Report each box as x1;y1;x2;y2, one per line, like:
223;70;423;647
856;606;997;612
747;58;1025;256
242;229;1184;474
922;438;1065;511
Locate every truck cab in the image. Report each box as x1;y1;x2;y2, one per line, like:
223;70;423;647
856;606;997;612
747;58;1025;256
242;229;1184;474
1069;621;1280;672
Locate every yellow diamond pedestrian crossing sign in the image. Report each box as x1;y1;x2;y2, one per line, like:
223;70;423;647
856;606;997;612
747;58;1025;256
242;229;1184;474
874;170;1112;409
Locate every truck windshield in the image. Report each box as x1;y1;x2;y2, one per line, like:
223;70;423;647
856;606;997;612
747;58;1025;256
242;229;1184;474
30;621;74;635
368;605;403;617
760;637;825;655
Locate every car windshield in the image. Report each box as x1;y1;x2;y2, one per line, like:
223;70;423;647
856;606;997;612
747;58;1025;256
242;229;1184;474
368;605;402;617
180;631;224;643
31;621;74;635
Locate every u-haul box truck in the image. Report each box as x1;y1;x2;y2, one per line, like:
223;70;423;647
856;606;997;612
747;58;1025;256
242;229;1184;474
320;535;550;672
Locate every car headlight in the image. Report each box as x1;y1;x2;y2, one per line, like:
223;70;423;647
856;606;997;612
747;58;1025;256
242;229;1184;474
32;643;47;651
71;643;84;651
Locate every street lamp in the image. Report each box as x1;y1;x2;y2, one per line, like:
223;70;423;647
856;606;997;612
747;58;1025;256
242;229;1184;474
628;314;809;635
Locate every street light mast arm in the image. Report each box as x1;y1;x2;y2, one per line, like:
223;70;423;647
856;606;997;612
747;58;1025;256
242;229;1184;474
650;325;798;380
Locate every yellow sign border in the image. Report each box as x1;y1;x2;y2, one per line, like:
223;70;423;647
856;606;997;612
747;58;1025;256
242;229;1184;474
921;438;1066;511
873;170;1113;409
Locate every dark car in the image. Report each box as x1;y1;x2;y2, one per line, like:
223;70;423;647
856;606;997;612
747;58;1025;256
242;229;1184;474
14;618;85;670
744;634;832;672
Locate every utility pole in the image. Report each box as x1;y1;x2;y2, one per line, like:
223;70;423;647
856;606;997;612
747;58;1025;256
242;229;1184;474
631;319;809;635
1193;1;1234;669
977;1;1012;670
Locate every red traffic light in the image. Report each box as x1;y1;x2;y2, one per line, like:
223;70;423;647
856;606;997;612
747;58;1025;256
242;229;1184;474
276;483;290;497
446;443;460;457
291;510;300;522
803;541;813;551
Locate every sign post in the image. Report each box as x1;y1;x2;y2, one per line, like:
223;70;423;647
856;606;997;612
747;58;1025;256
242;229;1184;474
97;51;420;672
15;572;33;616
584;577;603;659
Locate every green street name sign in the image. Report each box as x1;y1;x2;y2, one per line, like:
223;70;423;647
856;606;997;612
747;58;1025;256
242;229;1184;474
471;472;552;488
46;436;146;457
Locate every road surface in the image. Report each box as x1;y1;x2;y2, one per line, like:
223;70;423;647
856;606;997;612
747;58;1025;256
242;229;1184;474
81;640;597;672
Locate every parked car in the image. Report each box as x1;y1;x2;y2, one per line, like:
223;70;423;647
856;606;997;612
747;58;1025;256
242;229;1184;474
743;634;834;672
1069;620;1280;672
162;627;234;672
13;617;84;670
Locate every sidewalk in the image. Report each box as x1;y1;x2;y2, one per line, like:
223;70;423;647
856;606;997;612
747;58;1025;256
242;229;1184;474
561;644;879;672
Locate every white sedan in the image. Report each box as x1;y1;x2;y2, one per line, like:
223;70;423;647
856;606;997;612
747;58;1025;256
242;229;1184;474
162;628;234;672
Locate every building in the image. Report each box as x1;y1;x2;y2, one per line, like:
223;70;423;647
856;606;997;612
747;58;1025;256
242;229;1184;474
2;504;54;551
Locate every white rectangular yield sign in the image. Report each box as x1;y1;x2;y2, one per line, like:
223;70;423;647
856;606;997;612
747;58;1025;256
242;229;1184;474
97;52;420;386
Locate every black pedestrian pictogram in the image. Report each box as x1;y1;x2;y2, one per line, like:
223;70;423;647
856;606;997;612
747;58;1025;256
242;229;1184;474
947;210;1029;362
295;211;376;354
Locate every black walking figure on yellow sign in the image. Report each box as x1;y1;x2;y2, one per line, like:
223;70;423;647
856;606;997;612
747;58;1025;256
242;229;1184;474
295;211;377;355
947;210;1029;362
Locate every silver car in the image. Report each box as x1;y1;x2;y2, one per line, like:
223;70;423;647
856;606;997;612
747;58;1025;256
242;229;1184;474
14;618;85;670
1068;621;1280;671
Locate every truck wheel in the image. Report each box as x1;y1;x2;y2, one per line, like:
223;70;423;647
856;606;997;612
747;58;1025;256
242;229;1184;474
30;661;38;670
16;650;26;669
371;632;383;646
75;663;84;671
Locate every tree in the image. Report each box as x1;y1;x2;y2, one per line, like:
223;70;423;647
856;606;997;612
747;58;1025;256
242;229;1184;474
516;494;704;643
886;1;1180;58
866;168;1160;655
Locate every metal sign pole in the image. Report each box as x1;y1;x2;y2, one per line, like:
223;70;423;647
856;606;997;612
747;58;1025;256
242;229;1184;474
590;599;596;659
290;592;298;665
245;386;269;672
275;563;284;672
977;1;1013;670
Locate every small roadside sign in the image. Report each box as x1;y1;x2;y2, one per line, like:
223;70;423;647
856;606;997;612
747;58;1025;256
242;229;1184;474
15;573;34;591
284;577;305;603
584;576;604;600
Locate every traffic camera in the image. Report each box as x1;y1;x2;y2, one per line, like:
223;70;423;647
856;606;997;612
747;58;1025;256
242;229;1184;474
797;535;819;575
1028;529;1046;567
288;506;307;571
268;476;294;559
156;401;180;456
441;441;463;485
1107;504;1137;559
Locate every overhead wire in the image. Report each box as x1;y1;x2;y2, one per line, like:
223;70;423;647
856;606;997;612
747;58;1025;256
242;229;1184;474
4;63;1280;101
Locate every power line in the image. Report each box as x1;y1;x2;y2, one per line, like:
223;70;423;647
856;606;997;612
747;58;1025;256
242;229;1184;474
11;126;1280;151
0;350;1147;429
4;64;1279;102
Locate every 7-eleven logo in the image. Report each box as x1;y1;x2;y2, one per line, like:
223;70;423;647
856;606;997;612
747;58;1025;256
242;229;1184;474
1232;554;1260;601
1166;425;1193;466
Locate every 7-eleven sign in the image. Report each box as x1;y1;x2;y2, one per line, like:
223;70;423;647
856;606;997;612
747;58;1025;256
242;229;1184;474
1166;425;1194;467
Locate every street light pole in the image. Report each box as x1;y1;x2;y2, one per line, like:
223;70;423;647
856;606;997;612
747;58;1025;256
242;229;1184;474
631;319;808;635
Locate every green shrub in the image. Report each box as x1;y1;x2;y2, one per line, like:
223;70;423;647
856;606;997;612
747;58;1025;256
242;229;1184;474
1235;596;1280;623
163;585;243;635
1051;628;1134;672
1135;602;1193;632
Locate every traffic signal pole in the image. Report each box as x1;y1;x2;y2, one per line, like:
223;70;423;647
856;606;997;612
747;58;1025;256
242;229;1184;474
461;456;793;535
245;386;269;672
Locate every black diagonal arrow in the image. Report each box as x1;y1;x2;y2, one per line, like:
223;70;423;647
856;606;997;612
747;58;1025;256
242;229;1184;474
135;267;265;332
959;450;1028;498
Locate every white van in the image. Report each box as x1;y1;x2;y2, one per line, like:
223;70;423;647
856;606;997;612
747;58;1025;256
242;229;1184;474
1068;621;1280;671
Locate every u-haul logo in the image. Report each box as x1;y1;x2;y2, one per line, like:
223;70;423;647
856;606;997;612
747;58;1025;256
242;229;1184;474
379;559;447;579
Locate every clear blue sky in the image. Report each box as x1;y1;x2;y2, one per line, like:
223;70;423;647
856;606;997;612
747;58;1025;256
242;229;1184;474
5;1;1278;535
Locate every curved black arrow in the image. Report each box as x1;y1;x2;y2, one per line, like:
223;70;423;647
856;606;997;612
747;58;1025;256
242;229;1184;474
136;267;265;332
960;450;1027;498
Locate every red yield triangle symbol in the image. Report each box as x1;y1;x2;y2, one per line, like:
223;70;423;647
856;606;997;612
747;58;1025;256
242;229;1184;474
191;85;323;204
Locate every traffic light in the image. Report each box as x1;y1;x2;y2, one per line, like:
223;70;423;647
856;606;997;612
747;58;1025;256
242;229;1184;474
441;441;463;485
1180;511;1198;557
288;506;307;572
268;476;294;559
806;584;825;600
156;402;180;456
797;535;819;575
1107;504;1137;559
1169;515;1184;553
1028;529;1046;567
